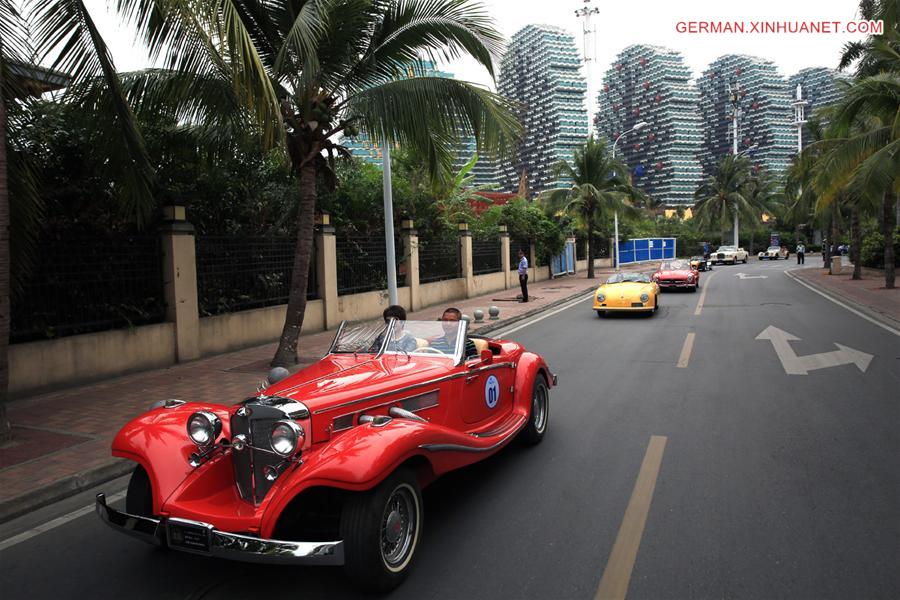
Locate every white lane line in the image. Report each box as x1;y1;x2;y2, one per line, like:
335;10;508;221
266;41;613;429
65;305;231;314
676;333;695;368
784;269;900;337
694;271;717;315
492;292;594;337
0;490;126;552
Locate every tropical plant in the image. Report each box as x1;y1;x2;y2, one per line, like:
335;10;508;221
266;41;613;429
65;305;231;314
432;153;498;226
692;154;754;246
99;0;521;366
541;136;643;278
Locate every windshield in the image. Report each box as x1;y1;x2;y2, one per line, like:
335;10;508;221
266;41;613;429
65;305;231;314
606;272;652;284
381;320;466;361
329;319;466;362
717;246;735;251
660;260;690;270
767;247;780;251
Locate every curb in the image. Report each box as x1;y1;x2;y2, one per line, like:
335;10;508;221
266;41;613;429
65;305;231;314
470;283;598;336
0;458;132;525
785;267;900;336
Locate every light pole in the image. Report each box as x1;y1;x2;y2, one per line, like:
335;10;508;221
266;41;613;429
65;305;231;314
728;78;742;247
381;133;398;306
611;121;649;271
575;0;599;137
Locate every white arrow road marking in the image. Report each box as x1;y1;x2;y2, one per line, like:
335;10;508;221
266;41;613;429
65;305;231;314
755;326;873;375
735;272;768;279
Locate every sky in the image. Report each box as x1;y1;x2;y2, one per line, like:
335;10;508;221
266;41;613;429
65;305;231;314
89;0;869;115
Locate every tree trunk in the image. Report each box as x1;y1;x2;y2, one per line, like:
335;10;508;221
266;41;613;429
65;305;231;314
586;216;595;279
884;191;896;289
271;161;318;367
851;205;862;280
0;55;12;443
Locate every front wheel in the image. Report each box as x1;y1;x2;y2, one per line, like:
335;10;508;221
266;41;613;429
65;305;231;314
341;468;423;592
126;465;153;516
520;376;549;445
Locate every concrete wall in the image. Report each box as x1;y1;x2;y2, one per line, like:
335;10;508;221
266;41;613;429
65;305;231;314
9;323;176;396
418;278;467;310
334;287;412;323
471;271;506;297
198;300;325;357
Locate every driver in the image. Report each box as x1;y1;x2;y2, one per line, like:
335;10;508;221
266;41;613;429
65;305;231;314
430;307;478;358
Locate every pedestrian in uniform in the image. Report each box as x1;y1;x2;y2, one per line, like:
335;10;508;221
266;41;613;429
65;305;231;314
796;242;805;264
517;249;529;302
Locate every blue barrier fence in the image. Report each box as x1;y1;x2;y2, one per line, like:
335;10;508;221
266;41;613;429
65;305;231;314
617;238;676;265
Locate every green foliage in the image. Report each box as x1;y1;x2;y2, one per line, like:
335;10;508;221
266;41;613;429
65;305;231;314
860;224;900;268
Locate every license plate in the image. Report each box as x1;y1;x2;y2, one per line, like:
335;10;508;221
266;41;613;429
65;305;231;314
167;519;212;553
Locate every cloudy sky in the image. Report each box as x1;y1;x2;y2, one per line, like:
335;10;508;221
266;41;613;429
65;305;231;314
90;0;868;113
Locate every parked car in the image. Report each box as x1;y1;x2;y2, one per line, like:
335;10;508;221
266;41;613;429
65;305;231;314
652;259;700;292
690;255;711;271
758;246;789;260
593;272;660;316
96;319;556;591
713;245;749;264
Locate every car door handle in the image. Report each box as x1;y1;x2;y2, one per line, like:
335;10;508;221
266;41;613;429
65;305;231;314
465;375;478;384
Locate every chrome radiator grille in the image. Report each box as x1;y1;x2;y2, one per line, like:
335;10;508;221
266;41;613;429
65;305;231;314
230;405;285;505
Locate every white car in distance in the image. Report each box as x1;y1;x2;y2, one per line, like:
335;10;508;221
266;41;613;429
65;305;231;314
713;246;749;265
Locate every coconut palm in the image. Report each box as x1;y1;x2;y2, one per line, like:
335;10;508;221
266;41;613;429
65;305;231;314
91;0;520;367
541;136;642;279
692;154;754;246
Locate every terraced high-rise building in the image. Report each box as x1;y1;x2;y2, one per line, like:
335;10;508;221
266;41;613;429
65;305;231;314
788;67;845;148
697;55;795;177
594;44;703;206
341;61;500;187
497;24;589;195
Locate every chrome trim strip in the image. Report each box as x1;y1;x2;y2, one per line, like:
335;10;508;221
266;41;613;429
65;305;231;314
313;362;515;415
419;415;527;453
325;320;347;355
96;494;344;566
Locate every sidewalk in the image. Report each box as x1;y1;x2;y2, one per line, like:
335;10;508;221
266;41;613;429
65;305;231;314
0;264;643;522
789;261;900;328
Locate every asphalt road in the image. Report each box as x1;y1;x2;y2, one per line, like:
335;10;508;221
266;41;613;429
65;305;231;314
2;259;898;599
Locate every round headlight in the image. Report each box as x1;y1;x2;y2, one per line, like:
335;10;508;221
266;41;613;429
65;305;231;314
187;411;221;447
270;420;304;457
640;293;650;303
687;274;694;282
596;292;605;302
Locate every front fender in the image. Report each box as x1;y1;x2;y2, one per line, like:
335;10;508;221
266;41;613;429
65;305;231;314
514;351;554;409
111;403;232;514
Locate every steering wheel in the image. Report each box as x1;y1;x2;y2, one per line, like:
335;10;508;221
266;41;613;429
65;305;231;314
416;346;448;355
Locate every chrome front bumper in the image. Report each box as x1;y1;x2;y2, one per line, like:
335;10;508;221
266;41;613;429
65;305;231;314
95;493;344;566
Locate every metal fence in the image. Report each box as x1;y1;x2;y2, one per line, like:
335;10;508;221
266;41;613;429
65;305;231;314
10;235;166;343
419;237;461;283
336;233;401;295
576;237;587;261
509;237;530;268
196;236;317;316
472;237;502;275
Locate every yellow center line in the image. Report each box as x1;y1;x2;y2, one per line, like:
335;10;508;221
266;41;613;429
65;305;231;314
694;271;716;315
595;435;668;600
676;332;695;368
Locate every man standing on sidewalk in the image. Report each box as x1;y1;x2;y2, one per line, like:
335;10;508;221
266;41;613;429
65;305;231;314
797;241;805;265
517;248;529;303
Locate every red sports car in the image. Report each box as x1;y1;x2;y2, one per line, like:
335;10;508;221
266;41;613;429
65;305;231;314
96;318;556;591
652;258;700;292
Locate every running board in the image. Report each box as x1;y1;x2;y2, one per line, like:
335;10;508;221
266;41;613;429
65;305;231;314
419;414;527;453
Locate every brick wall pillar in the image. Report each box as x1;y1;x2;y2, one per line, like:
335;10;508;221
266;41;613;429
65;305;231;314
458;222;475;298
159;205;200;362
316;213;340;328
401;219;420;310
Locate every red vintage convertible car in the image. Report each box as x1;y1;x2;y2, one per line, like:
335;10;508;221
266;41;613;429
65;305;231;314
652;258;700;292
96;318;556;591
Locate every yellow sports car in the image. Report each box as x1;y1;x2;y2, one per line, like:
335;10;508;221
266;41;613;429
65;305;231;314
593;272;660;317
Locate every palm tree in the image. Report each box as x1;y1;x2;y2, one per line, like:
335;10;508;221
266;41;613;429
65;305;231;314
541;136;641;279
0;21;11;443
99;0;520;367
693;154;754;246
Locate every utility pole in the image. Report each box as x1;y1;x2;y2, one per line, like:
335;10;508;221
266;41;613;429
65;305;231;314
382;134;398;306
575;0;599;137
728;78;741;248
611;121;648;272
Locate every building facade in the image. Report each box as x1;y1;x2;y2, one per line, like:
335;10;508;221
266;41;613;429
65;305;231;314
594;44;703;206
341;61;500;187
697;54;795;177
497;24;589;195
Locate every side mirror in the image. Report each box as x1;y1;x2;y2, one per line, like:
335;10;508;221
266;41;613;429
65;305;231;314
480;349;493;365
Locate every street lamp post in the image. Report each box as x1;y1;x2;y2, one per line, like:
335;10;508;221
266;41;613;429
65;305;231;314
382;134;398;306
611;121;649;271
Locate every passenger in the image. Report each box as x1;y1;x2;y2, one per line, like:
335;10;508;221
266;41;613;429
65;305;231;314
379;305;418;353
432;307;478;358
